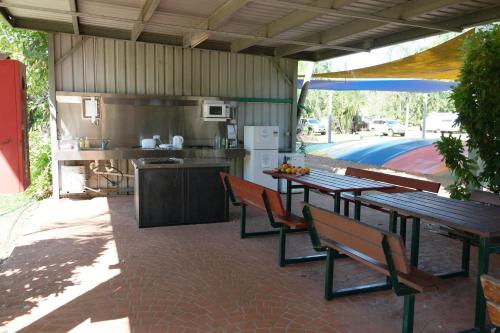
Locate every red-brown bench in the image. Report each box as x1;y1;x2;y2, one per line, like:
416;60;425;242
481;275;500;331
302;203;440;333
220;172;326;266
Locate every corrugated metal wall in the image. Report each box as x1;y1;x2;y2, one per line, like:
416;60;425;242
53;33;297;150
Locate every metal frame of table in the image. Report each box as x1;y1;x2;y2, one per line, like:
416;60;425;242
354;191;500;333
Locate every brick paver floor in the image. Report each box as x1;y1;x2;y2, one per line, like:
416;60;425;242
0;193;498;333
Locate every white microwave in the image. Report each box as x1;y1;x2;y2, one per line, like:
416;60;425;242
203;100;230;120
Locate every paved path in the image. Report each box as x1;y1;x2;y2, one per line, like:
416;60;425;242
0;195;498;332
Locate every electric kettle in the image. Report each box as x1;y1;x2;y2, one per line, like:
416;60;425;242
172;135;184;149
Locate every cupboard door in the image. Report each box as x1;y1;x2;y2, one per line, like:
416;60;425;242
140;168;185;227
185;167;228;224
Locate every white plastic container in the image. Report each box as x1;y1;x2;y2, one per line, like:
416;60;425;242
141;138;156;149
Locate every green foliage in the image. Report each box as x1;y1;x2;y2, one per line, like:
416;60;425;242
300;89;454;131
25;129;52;200
436;25;500;198
0;23;51;199
297;140;307;154
435;135;480;199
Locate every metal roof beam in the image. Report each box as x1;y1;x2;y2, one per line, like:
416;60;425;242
251;0;460;32
68;0;79;35
312;4;500;61
131;0;161;41
183;0;249;48
0;2;366;53
275;0;464;57
231;0;357;53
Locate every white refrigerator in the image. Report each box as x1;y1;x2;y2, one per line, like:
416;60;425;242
244;126;279;189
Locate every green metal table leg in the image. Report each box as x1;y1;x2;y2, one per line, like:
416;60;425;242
278;225;287;267
389;211;398;233
354;191;361;221
400;217;407;244
240;205;247;239
325;248;335;300
410;218;420;267
386;211;399;284
224;188;230;220
334;192;341;214
403;294;415;333
474;237;490;332
462;238;471;277
343;199;350;217
286;180;292;214
304;187;310;203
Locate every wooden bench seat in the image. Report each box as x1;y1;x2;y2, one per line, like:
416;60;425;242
220;172;325;266
302;203;439;333
461;274;500;332
481;275;500;330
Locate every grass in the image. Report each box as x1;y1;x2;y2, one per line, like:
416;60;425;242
0;193;31;216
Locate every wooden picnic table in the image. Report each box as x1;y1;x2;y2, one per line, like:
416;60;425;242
354;191;500;332
263;169;396;216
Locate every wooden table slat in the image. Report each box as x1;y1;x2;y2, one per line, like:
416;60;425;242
356;192;500;237
376;192;500;224
402;191;499;220
264;170;395;193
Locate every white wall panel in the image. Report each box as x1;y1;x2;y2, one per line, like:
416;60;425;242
53;33;297;150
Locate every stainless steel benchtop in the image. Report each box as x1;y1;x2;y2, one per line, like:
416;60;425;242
55;147;246;161
132;157;230;169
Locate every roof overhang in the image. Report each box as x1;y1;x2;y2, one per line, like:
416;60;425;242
1;0;499;61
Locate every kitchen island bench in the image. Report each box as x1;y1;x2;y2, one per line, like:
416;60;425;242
133;158;230;228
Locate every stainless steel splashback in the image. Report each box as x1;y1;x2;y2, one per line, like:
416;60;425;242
57;96;228;148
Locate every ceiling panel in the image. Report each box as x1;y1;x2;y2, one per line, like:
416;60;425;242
0;0;497;60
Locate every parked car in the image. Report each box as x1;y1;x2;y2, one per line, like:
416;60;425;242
370;119;405;136
299;118;327;135
422;112;460;133
353;119;369;132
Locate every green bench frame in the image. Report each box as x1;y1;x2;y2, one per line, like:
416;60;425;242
303;203;439;333
220;172;326;267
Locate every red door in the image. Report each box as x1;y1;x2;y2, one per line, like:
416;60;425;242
0;60;29;193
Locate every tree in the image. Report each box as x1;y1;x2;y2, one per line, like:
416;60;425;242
436;25;500;199
0;23;51;199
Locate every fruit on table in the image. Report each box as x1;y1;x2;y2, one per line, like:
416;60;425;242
278;163;310;175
